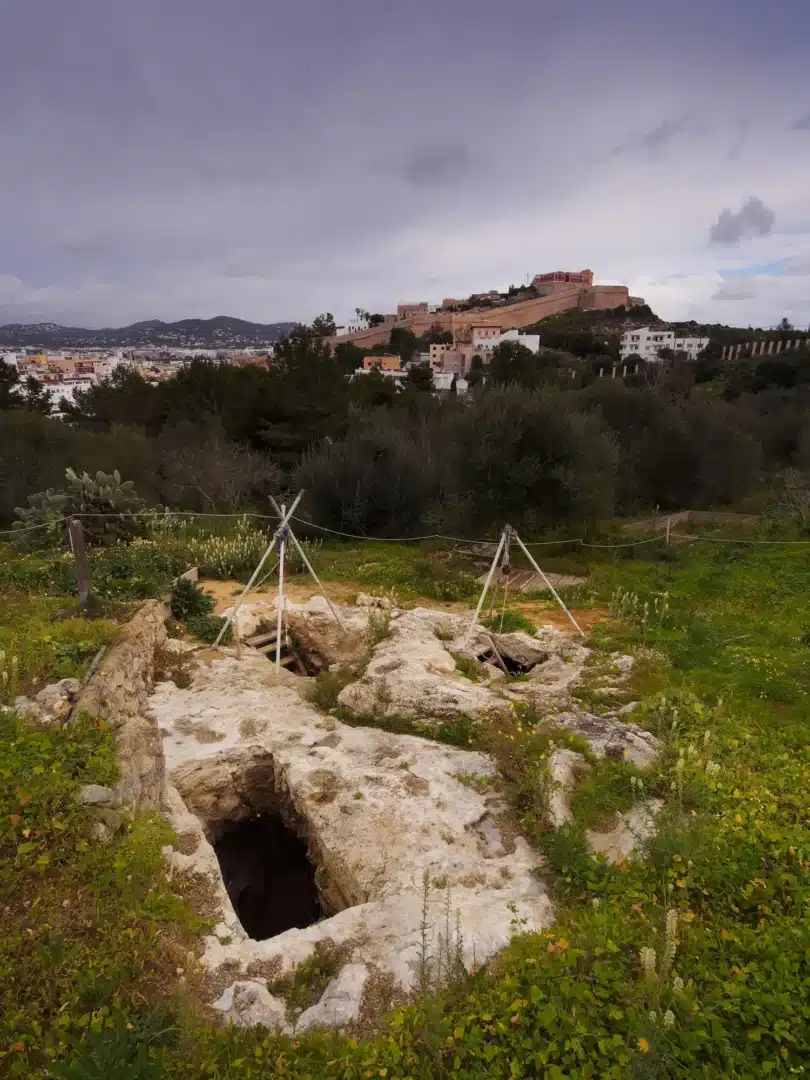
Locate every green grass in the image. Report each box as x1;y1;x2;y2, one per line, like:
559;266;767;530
0;710;212;1077
569;756;647;830
0;594;119;707
0;542;188;600
309;540;481;601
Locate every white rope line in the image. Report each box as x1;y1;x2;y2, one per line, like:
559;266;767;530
0;519;65;536
4;509;810;548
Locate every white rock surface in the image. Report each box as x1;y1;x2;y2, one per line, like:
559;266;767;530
149;647;554;1020
147;596;665;1030
78;783;120;808
213;980;290;1030
337;608;501;720
14;677;80;725
219;602;279;641
586;799;664;863
547;749;588;829
296;963;369;1031
356;593;393;609
551;710;660;769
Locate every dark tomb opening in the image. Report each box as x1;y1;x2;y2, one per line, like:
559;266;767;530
474;646;540;676
213;814;324;940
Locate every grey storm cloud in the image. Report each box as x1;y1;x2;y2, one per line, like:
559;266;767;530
608;117;688;158
709;197;776;245
638;117;688;151
1;0;810;328
400;144;473;186
791;112;810;131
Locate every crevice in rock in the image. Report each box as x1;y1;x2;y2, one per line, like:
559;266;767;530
214;815;324;940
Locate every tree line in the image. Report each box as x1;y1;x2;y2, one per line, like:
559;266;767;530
2;322;810;535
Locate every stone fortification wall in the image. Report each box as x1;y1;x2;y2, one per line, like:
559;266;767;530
328;283;633;352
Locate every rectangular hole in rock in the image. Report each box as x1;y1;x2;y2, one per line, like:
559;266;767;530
247;624;322;676
475;648;535;676
213;814;324;940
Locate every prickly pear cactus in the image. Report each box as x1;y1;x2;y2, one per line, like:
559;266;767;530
12;468;156;549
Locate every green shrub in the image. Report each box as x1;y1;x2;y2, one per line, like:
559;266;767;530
307;668;354;712
186;613;232;645
449;652;482;681
484;608;536;634
169;577;213;621
436;715;476;747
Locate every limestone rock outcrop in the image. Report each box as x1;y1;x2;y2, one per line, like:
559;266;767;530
337;608;501;720
72;599;169;809
13;677;80;725
150;650;554;1019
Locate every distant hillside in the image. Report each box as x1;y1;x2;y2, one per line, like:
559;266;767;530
0;315;297;349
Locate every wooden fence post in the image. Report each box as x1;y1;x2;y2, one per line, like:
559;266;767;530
68;518;91;610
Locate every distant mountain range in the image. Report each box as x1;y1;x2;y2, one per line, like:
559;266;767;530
0;315;297;349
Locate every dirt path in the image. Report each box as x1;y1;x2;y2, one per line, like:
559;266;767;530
201;577;607;635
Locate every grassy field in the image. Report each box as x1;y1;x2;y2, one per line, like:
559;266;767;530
1;535;809;1077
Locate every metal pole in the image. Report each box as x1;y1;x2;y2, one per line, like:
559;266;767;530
213;492;303;648
464;528;508;646
275;503;287;673
268;496;346;631
511;528;585;638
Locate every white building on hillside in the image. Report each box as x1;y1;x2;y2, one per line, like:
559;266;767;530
621;327;710;362
335;315;370;337
471;328;541;355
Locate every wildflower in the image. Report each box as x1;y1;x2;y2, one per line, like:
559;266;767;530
637;1037;650;1053
511;1015;519;1024
672;976;684;992
663;1010;675;1030
640;946;657;980
649;1010;658;1023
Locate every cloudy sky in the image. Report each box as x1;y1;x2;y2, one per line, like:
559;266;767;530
1;0;809;329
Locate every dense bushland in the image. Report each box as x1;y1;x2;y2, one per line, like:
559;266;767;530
4;324;810;536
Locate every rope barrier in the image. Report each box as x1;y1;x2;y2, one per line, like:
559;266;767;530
3;508;810;549
669;532;810;546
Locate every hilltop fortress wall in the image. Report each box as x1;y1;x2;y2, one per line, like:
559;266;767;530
328;278;634;351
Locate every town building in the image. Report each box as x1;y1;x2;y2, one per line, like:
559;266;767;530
335;316;370;337
471;328;541;357
620;327;710;363
362;354;401;372
397;302;429;318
